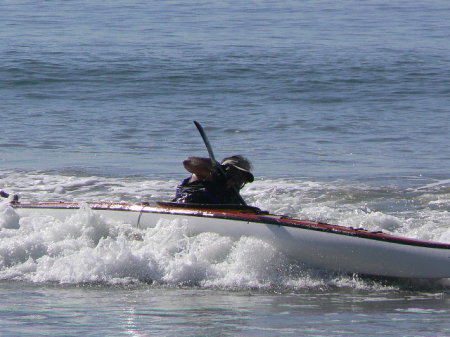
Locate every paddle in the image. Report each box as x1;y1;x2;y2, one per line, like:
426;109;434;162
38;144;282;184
193;121;248;206
193;121;221;169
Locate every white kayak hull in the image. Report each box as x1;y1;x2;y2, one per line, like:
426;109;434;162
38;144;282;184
11;202;450;279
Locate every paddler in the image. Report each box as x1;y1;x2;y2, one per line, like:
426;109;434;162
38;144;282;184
172;155;254;205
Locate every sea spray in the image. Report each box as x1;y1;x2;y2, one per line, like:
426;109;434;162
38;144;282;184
0;204;367;289
0;200;20;229
1;172;450;290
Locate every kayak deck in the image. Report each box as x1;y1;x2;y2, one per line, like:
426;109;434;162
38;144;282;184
13;201;450;250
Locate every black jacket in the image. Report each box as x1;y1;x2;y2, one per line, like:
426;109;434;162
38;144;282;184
172;173;243;205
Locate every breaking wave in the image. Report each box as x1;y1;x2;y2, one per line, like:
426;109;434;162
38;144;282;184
1;170;449;290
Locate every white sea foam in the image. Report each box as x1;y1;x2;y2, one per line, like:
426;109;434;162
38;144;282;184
0;203;394;289
1;171;449;288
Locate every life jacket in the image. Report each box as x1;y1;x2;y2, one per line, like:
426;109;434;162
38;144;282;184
172;176;243;205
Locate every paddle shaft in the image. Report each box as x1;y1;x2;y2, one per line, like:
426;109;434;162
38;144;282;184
193;121;220;167
193;121;247;206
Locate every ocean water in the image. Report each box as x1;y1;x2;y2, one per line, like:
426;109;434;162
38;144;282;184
1;0;450;336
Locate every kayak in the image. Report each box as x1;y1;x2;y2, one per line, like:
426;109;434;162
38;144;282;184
10;201;450;279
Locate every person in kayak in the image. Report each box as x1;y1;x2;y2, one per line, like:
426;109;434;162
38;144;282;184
0;190;19;203
172;155;254;205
